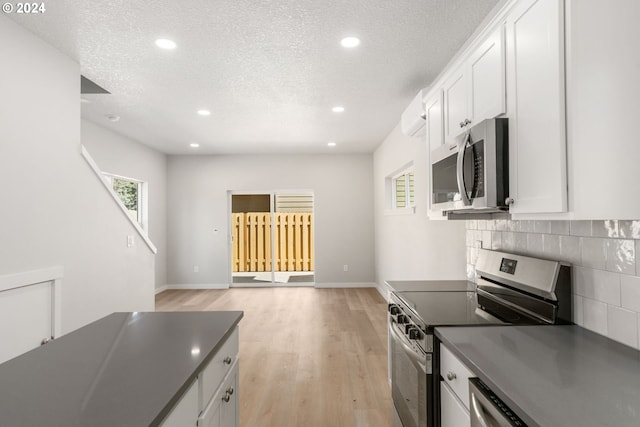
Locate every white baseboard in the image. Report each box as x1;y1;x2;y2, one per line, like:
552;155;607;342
155;282;378;293
231;282;314;288
314;282;377;289
375;281;392;301
156;284;229;294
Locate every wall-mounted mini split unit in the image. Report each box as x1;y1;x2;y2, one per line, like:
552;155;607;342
401;89;426;137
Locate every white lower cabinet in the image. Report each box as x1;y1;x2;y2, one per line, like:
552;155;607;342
440;382;470;427
161;379;199;427
440;343;475;427
160;327;239;427
198;360;239;427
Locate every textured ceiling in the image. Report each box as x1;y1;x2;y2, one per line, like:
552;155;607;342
10;0;500;154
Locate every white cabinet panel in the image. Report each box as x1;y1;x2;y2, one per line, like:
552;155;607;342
198;360;238;427
443;67;469;140
565;0;640;219
161;379;199;427
506;0;567;214
470;25;506;122
0;282;52;363
440;344;475;410
200;327;239;410
440;382;470;427
425;91;444;152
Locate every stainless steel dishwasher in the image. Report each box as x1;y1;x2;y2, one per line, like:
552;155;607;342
469;378;527;427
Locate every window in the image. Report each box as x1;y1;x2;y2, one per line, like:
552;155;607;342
103;173;147;231
386;164;416;214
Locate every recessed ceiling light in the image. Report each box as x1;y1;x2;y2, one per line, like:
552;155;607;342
190;143;200;148
105;114;120;122
155;38;177;50
328;142;337;147
332;106;345;113
340;36;360;48
197;109;211;116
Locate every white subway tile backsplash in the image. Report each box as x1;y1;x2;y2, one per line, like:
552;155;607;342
526;233;544;257
495;219;508;231
621;275;640;312
607;305;638;348
592;220;619;238
501;232;516;252
550;220;570;235
514;233;527;253
582;298;608;336
542;234;561;259
559;235;581;265
620;220;640;239
533;220;551;234
573;267;621;306
637;240;640;276
580;237;607;270
517;220;534;233
605;239;636;275
481;230;492;250
570;220;592;237
466;217;640;349
491;231;502;250
572;295;584;325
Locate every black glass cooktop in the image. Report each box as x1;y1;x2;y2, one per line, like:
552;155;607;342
394;290;506;329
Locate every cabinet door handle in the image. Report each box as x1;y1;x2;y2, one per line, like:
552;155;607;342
446;371;457;381
505;197;515;206
223;356;233;365
222;392;231;403
226;387;234;395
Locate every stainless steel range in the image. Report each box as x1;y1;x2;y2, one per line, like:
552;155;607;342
387;249;572;427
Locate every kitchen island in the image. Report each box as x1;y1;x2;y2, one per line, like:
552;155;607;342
436;324;640;427
0;311;243;427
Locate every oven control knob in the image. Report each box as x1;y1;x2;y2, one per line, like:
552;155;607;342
396;314;408;324
388;304;401;315
408;328;423;340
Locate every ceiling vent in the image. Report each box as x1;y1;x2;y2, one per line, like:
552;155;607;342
401;90;426;137
81;75;110;94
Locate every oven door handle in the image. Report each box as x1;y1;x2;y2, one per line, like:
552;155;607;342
456;131;472;206
388;317;428;373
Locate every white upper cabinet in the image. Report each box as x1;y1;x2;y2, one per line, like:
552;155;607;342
425;90;444;152
506;0;567;214
442;25;506;142
565;0;640;219
469;26;506;125
442;66;469;140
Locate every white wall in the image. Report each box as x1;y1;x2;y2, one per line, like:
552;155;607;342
81;120;167;290
166;154;375;287
0;16;155;334
373;124;467;293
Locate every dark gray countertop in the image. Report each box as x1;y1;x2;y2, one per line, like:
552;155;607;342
436;325;640;427
0;311;243;427
385;279;474;292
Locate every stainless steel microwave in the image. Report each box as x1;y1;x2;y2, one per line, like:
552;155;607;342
430;118;509;215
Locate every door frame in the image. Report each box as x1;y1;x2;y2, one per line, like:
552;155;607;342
227;189;315;287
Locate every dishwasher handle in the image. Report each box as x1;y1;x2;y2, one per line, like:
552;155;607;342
469;378;528;427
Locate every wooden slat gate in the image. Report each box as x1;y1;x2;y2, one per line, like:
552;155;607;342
232;212;314;272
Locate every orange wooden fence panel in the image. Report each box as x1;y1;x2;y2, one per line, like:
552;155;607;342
232;212;314;272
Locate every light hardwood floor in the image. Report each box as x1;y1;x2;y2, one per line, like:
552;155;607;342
156;287;392;427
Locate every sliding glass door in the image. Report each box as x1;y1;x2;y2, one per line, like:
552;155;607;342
229;192;314;286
